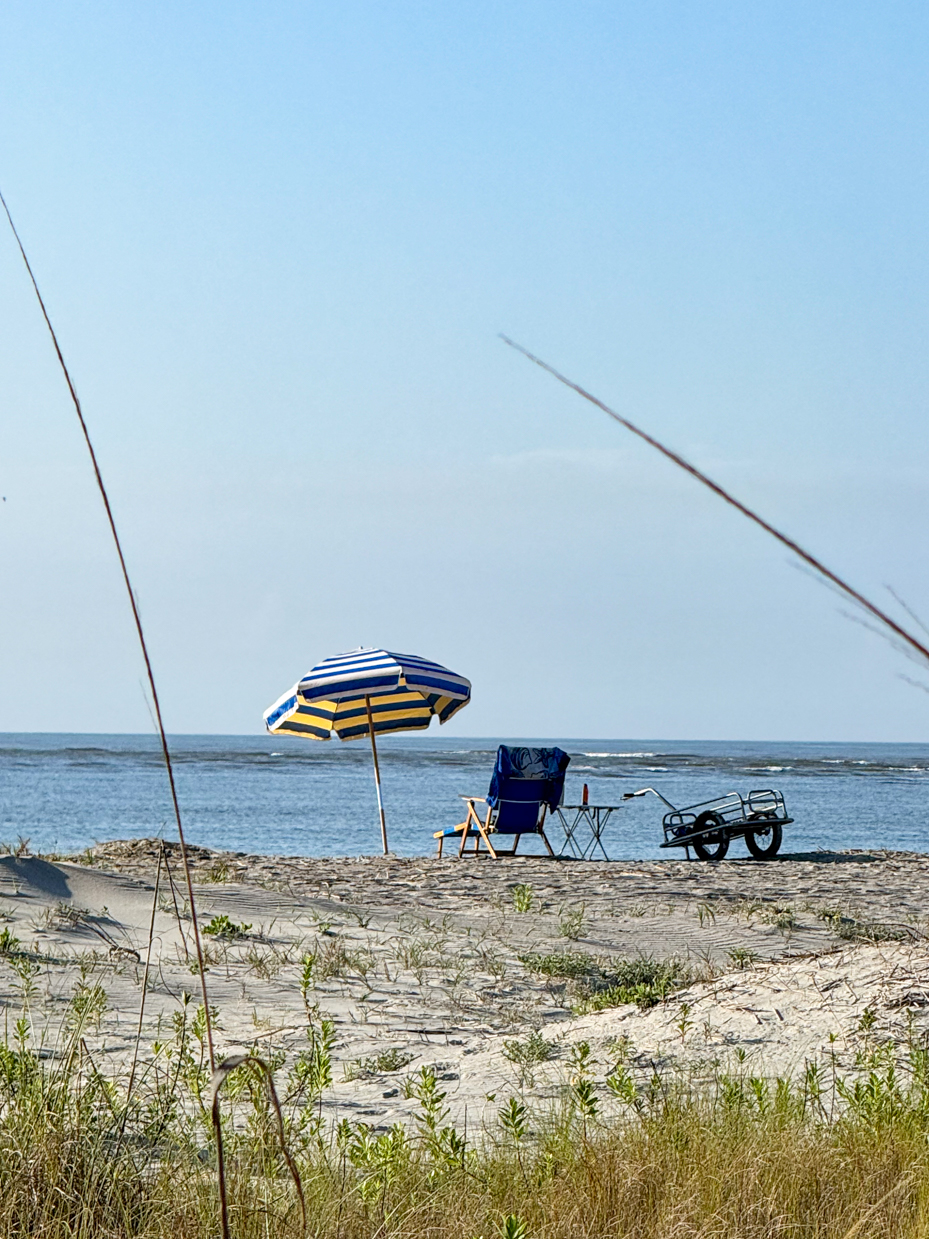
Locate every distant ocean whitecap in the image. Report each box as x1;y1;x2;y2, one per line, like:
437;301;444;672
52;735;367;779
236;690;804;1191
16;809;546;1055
583;752;656;758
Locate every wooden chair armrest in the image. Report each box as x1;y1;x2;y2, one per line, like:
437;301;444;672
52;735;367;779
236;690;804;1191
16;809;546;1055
458;795;487;803
434;822;472;838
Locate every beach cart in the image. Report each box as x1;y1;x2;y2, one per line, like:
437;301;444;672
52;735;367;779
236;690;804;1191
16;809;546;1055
623;787;792;861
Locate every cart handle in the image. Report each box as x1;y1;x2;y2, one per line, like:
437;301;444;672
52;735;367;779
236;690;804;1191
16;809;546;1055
623;787;678;812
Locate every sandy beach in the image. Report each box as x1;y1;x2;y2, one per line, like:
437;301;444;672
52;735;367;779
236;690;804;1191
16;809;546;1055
2;841;927;1132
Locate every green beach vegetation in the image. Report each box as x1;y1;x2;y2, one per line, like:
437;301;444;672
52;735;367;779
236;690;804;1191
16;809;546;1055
518;950;687;1012
1;966;928;1238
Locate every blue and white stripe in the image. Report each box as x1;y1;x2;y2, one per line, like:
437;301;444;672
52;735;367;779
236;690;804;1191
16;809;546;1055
263;648;471;741
298;648;470;703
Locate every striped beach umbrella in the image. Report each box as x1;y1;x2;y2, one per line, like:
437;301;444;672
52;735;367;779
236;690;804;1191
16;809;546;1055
263;648;471;853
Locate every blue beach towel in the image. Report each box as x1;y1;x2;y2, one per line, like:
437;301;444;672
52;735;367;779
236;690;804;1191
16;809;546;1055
487;745;570;814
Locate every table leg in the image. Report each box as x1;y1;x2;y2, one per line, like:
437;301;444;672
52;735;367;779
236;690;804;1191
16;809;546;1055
589;808;612;861
554;808;580;859
562;809;586;859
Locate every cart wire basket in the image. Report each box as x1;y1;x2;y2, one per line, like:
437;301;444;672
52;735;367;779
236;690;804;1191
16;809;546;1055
623;786;793;861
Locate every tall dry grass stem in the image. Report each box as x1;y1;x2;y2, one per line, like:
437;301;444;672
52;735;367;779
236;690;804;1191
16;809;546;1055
162;845;193;958
0;186;226;1222
502;334;929;672
210;1054;307;1239
839;1174;915;1239
125;843;163;1109
0;186;216;1060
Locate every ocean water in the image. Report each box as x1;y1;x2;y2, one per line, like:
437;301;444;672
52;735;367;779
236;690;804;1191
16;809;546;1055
0;733;927;861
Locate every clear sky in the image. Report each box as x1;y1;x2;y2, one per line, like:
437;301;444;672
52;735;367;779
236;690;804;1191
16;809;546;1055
1;2;928;740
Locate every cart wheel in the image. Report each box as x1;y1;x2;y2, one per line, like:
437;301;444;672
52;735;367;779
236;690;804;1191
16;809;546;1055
745;819;782;859
691;812;729;862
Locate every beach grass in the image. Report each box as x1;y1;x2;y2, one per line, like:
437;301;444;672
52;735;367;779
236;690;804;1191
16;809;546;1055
3;978;929;1238
7;843;929;1237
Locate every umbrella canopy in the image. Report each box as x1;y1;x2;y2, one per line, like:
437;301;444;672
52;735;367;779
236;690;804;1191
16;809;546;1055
264;648;470;740
263;648;471;853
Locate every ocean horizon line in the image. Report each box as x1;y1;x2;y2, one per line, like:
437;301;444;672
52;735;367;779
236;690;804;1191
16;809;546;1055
1;731;928;747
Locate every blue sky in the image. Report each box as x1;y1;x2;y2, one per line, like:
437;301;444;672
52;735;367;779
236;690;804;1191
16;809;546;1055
1;2;928;739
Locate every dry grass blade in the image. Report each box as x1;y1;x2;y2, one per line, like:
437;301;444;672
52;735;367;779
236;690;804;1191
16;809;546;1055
124;845;163;1112
838;1172;914;1239
162;845;193;958
209;1060;236;1239
886;585;929;641
0;186;216;1066
0;184;224;1227
501;334;929;673
210;1054;307;1238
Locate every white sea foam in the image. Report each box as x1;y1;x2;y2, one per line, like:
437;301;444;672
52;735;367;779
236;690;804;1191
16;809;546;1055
582;752;656;758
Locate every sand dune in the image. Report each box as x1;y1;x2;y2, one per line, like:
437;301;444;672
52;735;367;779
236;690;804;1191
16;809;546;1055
0;841;925;1129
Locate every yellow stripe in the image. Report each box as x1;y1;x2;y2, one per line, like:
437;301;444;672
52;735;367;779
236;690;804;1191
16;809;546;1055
335;708;431;728
267;696;338;739
332;696;429;718
281;687;447;740
338;690;426;708
334;717;432;739
270;718;331;739
293;702;337;722
295;695;339;714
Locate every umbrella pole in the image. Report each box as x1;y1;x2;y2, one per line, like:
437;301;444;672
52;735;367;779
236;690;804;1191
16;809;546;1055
365;695;389;855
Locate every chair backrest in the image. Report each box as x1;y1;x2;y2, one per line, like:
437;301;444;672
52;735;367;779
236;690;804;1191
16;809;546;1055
487;746;570;835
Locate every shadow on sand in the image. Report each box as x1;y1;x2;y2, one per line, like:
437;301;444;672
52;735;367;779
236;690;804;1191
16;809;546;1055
0;854;73;897
765;850;882;865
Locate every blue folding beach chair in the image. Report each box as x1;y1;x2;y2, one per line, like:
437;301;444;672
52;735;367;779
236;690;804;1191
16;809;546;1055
435;745;570;858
